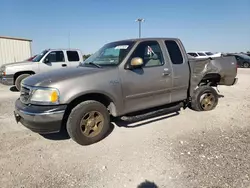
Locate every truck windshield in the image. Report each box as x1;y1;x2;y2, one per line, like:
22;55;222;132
32;50;49;62
81;41;135;67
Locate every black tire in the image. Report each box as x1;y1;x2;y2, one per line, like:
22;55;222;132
243;62;249;68
15;74;30;91
190;86;219;112
66;100;110;145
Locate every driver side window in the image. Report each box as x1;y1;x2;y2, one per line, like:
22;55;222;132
129;41;164;67
46;51;65;62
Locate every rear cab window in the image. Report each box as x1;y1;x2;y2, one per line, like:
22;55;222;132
164;40;184;64
67;51;80;61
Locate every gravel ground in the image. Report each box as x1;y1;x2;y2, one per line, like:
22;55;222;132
0;69;249;188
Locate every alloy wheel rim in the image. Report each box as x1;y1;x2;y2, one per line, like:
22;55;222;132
200;92;216;111
80;111;104;138
243;63;249;68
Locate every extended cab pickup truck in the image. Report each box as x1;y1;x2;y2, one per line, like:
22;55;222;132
0;49;83;91
14;38;238;146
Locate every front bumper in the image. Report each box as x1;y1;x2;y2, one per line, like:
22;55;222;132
0;74;14;85
14;99;67;134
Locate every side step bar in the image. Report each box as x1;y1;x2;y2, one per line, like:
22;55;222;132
120;102;183;123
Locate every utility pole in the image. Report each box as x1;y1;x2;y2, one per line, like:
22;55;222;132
135;18;145;38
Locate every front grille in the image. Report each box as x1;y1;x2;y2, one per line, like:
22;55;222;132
20;85;32;104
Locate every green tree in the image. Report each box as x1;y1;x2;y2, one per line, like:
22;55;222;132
83;54;91;60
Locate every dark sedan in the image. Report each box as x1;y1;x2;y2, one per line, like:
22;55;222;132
233;54;250;68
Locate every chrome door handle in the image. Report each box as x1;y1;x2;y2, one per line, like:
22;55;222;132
162;68;170;76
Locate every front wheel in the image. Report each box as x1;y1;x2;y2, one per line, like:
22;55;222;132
190;86;219;111
66;100;110;145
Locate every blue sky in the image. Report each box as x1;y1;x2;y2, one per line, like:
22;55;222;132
0;0;249;55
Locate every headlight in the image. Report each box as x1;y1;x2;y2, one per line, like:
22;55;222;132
30;88;60;105
0;66;6;75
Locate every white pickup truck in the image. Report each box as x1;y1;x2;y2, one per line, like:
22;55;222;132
187;51;222;59
0;48;83;90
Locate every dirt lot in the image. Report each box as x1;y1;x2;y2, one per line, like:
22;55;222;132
0;69;250;188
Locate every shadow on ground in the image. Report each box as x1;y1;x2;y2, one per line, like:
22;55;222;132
40;129;70;140
40;123;115;142
9;86;18;92
137;180;158;188
40;109;179;142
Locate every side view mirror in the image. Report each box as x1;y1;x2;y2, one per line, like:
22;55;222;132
44;58;50;64
129;57;143;69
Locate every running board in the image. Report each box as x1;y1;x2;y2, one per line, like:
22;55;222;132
120;102;183;123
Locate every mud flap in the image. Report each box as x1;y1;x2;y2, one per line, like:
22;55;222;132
14;111;21;123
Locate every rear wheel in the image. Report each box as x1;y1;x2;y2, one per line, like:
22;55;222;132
243;62;249;68
190;86;218;111
66;100;110;145
15;74;30;91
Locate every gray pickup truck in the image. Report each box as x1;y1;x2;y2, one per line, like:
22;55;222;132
0;48;83;91
14;38;238;146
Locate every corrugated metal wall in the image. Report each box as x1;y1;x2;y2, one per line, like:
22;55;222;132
0;37;32;66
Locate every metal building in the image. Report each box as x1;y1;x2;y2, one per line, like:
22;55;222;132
0;36;32;66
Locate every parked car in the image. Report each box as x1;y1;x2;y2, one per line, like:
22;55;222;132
231;53;250;68
0;49;83;90
242;52;250;57
14;38;238;146
188;51;221;59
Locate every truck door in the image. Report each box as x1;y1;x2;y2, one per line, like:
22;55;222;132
39;50;68;72
66;50;81;67
120;40;173;113
164;40;189;102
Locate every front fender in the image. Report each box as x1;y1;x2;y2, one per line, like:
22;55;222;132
6;65;35;75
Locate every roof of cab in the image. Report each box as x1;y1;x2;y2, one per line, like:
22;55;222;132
45;48;81;51
111;37;181;43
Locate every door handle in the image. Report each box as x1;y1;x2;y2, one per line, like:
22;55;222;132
162;68;170;76
62;64;67;67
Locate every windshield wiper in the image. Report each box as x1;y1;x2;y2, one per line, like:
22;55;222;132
86;62;102;68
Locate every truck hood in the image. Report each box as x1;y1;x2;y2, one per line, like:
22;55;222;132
2;60;33;67
23;66;111;87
